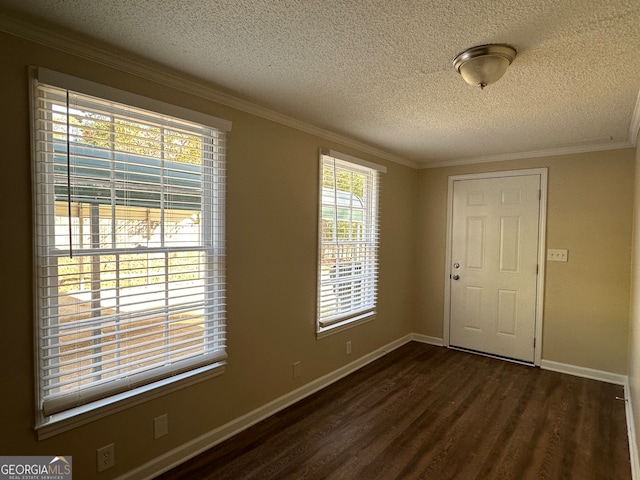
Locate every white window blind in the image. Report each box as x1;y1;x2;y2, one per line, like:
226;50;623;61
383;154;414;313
317;150;384;331
31;69;229;417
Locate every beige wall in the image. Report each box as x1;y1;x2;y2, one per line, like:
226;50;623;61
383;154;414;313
415;150;635;374
0;33;416;478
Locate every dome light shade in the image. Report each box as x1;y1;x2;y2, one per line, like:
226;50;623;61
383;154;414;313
453;44;517;89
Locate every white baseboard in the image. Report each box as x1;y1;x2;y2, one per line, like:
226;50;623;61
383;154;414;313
119;334;414;480
625;378;640;480
540;359;627;385
411;334;444;346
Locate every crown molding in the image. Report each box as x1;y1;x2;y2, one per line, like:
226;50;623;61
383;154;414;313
0;11;418;169
421;141;635;169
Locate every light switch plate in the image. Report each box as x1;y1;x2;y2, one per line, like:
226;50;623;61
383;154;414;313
547;248;568;262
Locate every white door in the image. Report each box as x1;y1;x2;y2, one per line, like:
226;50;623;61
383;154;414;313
449;174;541;363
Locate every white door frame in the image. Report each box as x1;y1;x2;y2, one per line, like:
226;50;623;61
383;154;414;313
443;168;548;366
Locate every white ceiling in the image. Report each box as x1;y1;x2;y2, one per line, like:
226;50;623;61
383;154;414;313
1;0;639;167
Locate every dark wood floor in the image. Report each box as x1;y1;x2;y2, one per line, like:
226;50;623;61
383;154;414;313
156;342;631;480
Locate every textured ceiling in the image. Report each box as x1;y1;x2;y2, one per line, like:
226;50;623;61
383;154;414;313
1;0;639;167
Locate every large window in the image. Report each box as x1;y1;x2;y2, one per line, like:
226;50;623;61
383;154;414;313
31;68;230;426
317;150;385;335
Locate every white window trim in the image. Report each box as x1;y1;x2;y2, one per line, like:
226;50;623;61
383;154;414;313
36;363;225;440
316;149;384;338
30;67;230;437
35;67;232;133
316;312;377;339
322;149;387;174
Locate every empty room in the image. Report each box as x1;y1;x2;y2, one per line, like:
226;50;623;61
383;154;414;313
1;1;640;479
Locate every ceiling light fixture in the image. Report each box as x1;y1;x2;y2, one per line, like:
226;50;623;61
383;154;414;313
453;44;517;90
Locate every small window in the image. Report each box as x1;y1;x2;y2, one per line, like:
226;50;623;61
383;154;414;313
31;68;230;425
317;150;385;335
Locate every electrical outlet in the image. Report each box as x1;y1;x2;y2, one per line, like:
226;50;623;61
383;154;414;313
346;340;352;355
293;361;301;379
96;443;115;472
154;413;169;439
547;248;568;262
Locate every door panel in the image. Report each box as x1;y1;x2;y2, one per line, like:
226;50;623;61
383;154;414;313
449;174;541;362
499;217;520;272
466;217;486;269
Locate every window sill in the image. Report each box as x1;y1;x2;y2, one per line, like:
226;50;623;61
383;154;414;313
316;312;375;339
36;362;225;440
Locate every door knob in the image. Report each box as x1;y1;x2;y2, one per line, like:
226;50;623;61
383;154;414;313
452;274;460;280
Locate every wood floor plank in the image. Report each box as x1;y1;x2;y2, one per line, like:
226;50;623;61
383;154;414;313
155;342;631;480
